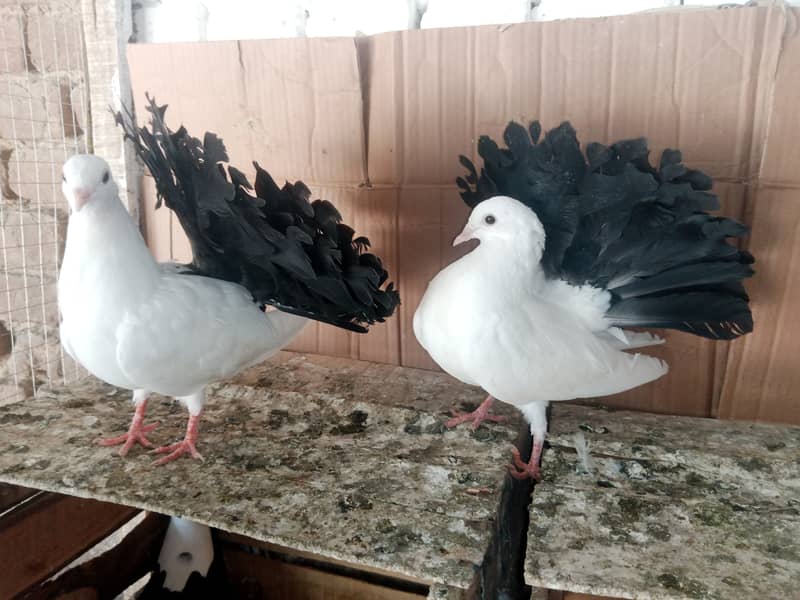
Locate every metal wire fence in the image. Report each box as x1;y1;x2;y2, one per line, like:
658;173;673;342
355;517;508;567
0;1;88;404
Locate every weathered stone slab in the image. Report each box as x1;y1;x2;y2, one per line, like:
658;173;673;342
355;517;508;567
527;403;800;600
0;351;523;591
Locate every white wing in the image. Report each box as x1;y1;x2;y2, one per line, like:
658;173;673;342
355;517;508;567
115;274;306;397
542;279;611;332
543;279;665;350
467;296;667;406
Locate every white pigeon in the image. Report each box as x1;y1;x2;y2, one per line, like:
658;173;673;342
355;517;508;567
414;120;754;480
414;196;668;479
58;155;308;464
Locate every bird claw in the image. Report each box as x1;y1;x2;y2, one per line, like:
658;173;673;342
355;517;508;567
445;408;507;430
151;439;204;466
508;447;541;481
96;422;159;456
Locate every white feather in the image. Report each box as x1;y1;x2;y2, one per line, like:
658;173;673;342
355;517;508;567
573;432;593;475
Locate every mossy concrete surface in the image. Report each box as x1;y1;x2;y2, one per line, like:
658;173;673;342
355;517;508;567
0;352;523;592
526;403;800;599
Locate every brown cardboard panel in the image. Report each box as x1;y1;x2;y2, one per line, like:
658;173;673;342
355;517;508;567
354;187;401;365
440;187;474;270
395;186;472;370
709;181;749;415
602;331;715;417
719;187;800;424
365;5;785;186
758;7;800;187
128;4;799;422
141;175;171;262
397;187;444;370
127;38;365;184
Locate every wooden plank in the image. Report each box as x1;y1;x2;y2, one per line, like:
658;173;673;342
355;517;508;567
80;0;141;218
0;493;139;599
21;512;169;600
0;482;37;513
217;530;430;588
222;546;427;600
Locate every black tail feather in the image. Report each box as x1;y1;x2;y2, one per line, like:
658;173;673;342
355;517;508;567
459;120;754;340
115;95;400;332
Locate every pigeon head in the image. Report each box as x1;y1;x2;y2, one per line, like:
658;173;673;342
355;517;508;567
453;195;546;259
62;154;116;213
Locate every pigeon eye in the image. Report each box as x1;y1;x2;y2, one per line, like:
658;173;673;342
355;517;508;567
484;215;496;225
102;171;110;184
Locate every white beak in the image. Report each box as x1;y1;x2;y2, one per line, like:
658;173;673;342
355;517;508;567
72;187;92;212
452;224;477;247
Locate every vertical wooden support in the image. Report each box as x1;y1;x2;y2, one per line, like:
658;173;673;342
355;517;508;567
79;0;141;221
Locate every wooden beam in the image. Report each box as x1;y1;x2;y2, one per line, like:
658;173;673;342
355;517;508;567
0;483;38;514
0;492;139;598
222;546;427;600
217;531;431;590
21;512;169;600
80;0;142;219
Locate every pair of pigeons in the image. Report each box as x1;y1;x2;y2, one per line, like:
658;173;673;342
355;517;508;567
58;97;753;477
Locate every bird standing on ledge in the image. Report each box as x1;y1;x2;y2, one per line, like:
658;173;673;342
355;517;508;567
414;121;754;480
58;97;399;465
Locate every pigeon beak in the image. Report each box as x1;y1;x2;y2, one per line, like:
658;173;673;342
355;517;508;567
452;224;476;247
72;187;93;212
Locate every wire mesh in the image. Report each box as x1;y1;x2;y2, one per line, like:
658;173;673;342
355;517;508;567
0;2;88;405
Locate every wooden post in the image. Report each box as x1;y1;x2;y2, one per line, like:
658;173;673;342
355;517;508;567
0;493;139;598
79;0;141;221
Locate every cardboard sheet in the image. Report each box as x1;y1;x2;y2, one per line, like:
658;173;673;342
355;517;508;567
128;4;800;423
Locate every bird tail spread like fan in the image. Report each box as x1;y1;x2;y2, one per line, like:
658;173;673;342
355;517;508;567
458;121;754;340
114;95;399;333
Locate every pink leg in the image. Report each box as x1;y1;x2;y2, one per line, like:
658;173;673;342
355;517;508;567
446;395;507;430
97;397;158;456
509;438;544;481
152;413;204;466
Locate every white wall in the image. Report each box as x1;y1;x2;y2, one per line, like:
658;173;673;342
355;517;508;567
132;0;790;43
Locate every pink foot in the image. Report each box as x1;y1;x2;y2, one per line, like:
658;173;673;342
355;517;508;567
508;442;543;481
446;395;506;430
151;413;203;466
96;399;158;456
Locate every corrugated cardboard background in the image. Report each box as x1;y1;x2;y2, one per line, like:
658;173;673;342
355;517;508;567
128;4;800;424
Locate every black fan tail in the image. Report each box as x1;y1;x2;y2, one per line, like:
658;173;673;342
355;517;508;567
114;96;400;331
606;292;753;340
459;119;754;340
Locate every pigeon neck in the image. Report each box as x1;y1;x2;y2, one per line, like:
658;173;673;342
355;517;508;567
473;238;546;291
65;195;161;298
